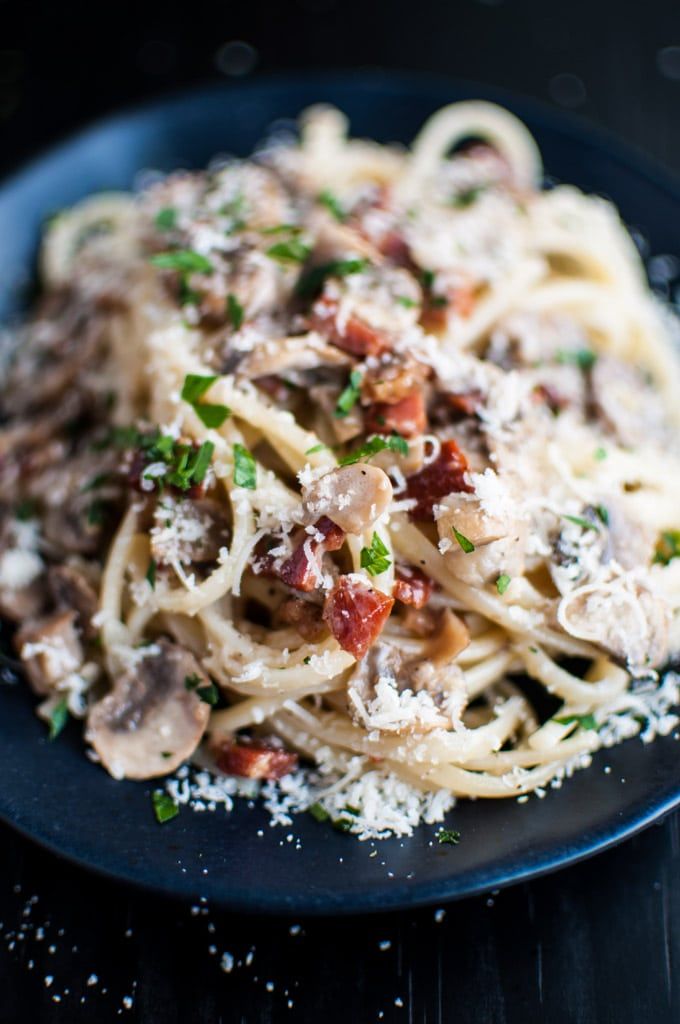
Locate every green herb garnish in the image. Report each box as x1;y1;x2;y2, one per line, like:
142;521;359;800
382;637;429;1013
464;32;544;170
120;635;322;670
338;434;408;466
556;348;597;370
308;802;330;822
653;530;680;566
150;250;214;274
15;499;37;521
595;504;609;526
451;184;486;208
227;293;244;330
154;207;177;231
266;238;312;264
180;374;231;430
295;258;368;299
437;828;461;845
184;674;219;706
335;369;363;419
318;189;345;222
562;513;600;533
152;790;179;824
146;557;157;590
554;712;598;731
452;526;475;553
396;295;418;308
233;443;257;489
48;699;69;741
305;443;330;456
593;447;607;461
360;533;391;577
495;574;511;595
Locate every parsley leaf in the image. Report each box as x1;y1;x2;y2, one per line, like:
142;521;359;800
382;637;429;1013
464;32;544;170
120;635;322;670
15;499;37;521
180;374;231;430
338;434;408;466
154;207;177;231
48;698;69;741
653;530;680;566
595;504;609;526
396;295;418;308
233;443;257;489
146;557;157;590
227;293;244;330
554;712;598;731
556;348;597;370
308;802;330;822
150;250;214;274
495;573;511;595
562;513;600;533
152;790;179;824
360;532;391;577
184;674;219;706
318;189;345;222
451;184;486;208
267;238;311;264
437;828;461;845
295;258;368;299
452;526;475;553
305;443;330;455
593;446;607;461
335;370;363;418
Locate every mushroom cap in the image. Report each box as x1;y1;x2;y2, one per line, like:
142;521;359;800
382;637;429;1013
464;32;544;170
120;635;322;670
301;464;393;535
86;638;211;780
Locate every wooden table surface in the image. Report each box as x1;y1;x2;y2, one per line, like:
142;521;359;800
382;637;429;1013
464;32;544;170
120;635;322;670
2;1;680;1020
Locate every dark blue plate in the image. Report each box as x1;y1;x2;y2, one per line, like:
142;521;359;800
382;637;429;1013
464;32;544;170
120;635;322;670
2;72;680;915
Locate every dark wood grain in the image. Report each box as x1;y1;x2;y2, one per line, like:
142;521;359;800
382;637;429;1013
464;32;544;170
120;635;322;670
2;1;680;1020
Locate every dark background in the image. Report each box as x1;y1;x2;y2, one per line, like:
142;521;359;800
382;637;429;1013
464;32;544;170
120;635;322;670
2;1;680;1021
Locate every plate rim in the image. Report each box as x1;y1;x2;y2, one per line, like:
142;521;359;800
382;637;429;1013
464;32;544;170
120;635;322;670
2;69;680;915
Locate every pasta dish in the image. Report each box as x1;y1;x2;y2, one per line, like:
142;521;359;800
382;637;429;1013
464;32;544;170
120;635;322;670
2;101;680;839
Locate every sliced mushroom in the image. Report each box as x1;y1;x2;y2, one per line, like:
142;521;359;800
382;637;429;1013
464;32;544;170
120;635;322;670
436;490;527;586
237;333;350;381
48;564;100;641
557;577;669;672
150;498;231;568
15;610;84;697
301;464;393;535
346;630;468;734
86;639;212;779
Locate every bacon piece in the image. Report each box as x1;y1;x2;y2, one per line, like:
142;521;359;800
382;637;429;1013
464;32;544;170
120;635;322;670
444;390;484;417
406;439;473;521
214;740;298;780
364;391;427;439
278;516;345;592
310;297;390;357
422;282;476;331
275;596;328;642
323;576;394;659
393;565;434;609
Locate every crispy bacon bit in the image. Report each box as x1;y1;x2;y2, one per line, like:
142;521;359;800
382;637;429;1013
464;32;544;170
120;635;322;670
393;565;434;609
361;356;429;405
444;390;484;417
364;391;427;439
322;576;394;659
406;439;473;521
422;282;476;331
310;297;389;357
214;740;298;780
278;516;345;592
275;595;328;642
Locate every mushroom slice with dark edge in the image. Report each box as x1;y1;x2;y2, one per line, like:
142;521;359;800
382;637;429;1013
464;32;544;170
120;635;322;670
86;638;212;779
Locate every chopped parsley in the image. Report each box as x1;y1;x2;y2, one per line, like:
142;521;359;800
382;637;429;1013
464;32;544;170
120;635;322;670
154;207;177;231
554;712;598;731
259;223;302;235
562;513;600;533
595;504;609;526
593;446;608;461
184;673;219;706
15;499;37;521
266;238;312;264
145;557;157;591
396;295;418;308
295;257;368;299
152;790;179;824
87;500;106;526
421;269;436;290
318;189;346;221
303;655;312;665
150;249;214;274
360;532;391;576
452;526;475;553
338;433;409;466
437;828;461;845
308;802;330;822
335;369;363;418
653;530;680;566
227;293;244;331
451;184;486;208
556;348;597;370
48;698;69;741
180;373;231;430
233;443;257;489
495;573;511;595
305;443;330;455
